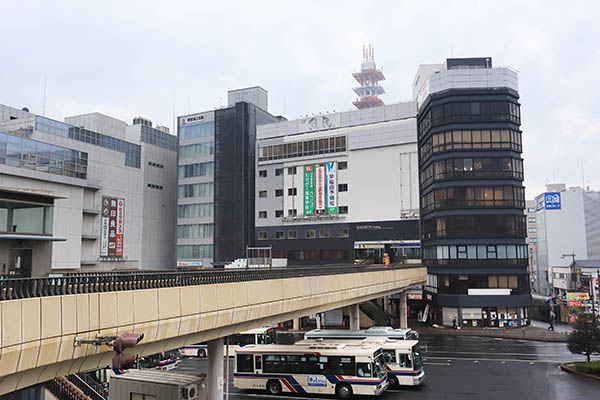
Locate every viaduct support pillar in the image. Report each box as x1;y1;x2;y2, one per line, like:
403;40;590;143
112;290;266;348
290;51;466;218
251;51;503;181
399;291;408;329
349;303;360;330
207;337;224;400
293;318;301;331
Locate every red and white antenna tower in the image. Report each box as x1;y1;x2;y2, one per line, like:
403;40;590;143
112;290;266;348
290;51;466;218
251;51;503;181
352;44;385;109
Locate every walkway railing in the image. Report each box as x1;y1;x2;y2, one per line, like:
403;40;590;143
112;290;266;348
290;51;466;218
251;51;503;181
0;265;419;301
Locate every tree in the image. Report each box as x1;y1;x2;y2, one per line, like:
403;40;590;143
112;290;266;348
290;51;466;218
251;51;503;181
567;313;600;362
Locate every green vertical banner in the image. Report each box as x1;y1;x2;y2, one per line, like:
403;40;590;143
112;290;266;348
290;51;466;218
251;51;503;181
304;165;315;215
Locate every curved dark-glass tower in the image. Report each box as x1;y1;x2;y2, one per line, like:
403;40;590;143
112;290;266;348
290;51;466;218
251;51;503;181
416;58;531;328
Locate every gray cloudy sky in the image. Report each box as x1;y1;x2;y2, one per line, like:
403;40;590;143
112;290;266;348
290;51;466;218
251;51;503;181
1;0;599;198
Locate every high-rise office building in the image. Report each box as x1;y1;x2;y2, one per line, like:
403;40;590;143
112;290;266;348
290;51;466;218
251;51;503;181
416;58;530;328
176;87;283;266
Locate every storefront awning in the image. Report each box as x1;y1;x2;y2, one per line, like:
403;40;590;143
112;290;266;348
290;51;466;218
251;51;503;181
0;234;67;241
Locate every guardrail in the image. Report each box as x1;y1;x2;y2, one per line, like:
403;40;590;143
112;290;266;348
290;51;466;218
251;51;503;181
0;265;421;301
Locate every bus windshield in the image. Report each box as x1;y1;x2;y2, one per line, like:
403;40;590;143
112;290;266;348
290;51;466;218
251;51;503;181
413;348;423;370
231;334;256;346
373;353;387;378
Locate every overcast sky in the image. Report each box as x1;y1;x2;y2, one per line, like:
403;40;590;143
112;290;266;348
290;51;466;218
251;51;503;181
1;1;599;198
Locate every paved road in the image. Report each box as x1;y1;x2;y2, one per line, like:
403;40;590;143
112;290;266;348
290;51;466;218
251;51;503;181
176;334;599;400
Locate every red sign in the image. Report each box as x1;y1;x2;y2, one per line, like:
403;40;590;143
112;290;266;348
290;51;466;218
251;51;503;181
101;196;125;258
116;199;124;257
567;300;583;307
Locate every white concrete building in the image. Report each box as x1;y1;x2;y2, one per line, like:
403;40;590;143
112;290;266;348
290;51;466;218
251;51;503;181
0;104;177;277
254;102;420;265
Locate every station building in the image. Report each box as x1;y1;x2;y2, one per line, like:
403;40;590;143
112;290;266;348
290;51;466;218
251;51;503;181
0;104;177;277
416;58;531;328
254;102;421;265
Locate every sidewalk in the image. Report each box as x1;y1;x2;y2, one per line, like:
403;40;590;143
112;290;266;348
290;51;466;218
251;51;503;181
410;320;570;342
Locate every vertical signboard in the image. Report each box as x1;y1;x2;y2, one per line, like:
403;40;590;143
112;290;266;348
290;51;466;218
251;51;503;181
304;165;315;215
326;161;337;214
101;196;125;257
315;165;326;214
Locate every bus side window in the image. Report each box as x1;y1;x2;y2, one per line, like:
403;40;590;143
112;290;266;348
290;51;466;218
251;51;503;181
383;350;396;363
255;355;262;370
356;362;372;377
237;354;254;372
398;353;412;369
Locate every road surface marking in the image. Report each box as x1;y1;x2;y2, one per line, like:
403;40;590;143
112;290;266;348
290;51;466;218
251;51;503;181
229;393;331;400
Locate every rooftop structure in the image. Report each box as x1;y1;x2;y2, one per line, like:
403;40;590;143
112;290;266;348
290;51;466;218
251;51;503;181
352;45;386;109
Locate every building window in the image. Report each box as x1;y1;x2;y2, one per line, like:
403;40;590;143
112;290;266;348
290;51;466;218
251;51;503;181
177;223;214;239
305;229;316;239
528;218;536;223
178;162;214;179
275;210;283;218
178;203;214;218
275;231;284;239
528;228;536;233
319;229;330;238
288;166;297;175
338;183;348;192
257;135;347;162
338;161;348;170
339;228;349;237
259;170;267;177
275;168;283;176
147;183;164;190
275;189;283;197
339;206;348;214
148;161;164;168
259;190;267;198
258;231;267;240
288;209;297;217
288;230;298;239
179;142;214;159
530;238;537;243
178;182;214;198
258;211;267;219
527;207;535;213
288;187;297;196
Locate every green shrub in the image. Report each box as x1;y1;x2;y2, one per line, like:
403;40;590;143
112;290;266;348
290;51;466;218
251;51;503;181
574;361;600;376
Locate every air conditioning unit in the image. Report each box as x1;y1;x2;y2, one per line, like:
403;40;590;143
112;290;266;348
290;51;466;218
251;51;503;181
181;384;199;400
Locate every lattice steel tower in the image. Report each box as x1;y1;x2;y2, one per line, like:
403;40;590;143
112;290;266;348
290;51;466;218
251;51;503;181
352;44;386;109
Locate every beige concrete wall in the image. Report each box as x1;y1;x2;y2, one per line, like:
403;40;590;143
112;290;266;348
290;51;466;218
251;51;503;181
0;267;425;395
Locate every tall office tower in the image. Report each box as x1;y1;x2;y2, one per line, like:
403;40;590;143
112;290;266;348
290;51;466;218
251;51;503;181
415;58;530;328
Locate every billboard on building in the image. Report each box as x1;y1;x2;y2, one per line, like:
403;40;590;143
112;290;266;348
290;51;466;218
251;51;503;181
304;165;314;215
315;165;326;214
326;161;338;214
101;196;125;257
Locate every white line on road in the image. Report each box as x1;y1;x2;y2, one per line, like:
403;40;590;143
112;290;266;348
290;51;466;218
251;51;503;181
424;362;451;366
229;392;331;400
424;356;562;363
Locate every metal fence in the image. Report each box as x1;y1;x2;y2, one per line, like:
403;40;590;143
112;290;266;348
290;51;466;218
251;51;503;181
0;265;419;301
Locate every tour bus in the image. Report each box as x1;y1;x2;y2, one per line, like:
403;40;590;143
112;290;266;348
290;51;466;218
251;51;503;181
304;326;419;341
137;350;182;371
181;327;276;357
233;341;388;399
299;338;424;388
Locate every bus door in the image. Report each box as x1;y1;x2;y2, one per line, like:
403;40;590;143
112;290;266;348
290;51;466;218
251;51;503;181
254;354;262;375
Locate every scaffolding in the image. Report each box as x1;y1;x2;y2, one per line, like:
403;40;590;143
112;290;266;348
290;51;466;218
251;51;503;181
352;44;386;109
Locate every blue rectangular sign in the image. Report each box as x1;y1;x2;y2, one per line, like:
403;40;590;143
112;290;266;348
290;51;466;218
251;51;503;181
544;192;561;210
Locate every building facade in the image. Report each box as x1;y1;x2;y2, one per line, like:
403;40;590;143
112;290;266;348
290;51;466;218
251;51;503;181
416;58;531;328
534;184;600;295
176;87;282;266
0;105;177;277
254;102;421;265
525;200;539;292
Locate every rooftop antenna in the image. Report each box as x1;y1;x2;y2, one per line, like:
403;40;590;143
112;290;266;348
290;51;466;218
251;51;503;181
172;89;175;136
451;45;454;58
43;76;47;117
581;161;585;189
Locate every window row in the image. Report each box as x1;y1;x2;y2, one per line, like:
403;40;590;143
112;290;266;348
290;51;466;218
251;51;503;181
237;354;357;376
420;157;524;187
288;249;351;262
140;125;178;151
179;121;214;140
258;206;348;219
177;223;214;239
431;274;528;295
258;161;347;178
421;185;525;213
35;116;141;168
258;136;346;162
177;203;214;218
258;183;348;199
178;182;214;198
423;244;528;261
147;183;163;190
179;142;214;159
0;132;88;179
421;215;526;239
178;162;214;178
176;244;213;259
148;161;164;168
258;227;349;240
420;129;523;162
419;101;521;133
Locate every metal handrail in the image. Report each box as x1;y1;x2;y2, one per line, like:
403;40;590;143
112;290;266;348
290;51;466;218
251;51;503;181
0;265;420;301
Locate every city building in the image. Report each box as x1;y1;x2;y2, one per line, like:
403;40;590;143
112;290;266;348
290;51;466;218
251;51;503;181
0;104;177;277
176;87;283;267
254;101;420;265
525;199;539;292
416;57;530;328
534;183;600;295
551;260;599;323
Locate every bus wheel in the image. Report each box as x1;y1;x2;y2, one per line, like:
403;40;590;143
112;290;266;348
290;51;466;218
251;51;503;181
266;380;282;395
388;375;399;389
336;383;353;399
198;349;207;358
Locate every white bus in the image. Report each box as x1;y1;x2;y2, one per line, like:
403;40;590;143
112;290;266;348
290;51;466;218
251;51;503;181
233;341;388;399
181;327;276;357
299;338;424;388
304;326;419;341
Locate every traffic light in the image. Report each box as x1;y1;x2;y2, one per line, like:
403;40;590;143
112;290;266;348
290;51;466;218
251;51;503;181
111;333;144;370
